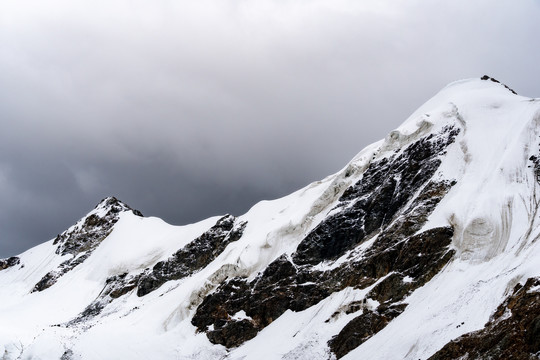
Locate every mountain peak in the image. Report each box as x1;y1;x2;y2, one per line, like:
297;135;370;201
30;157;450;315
30;197;143;292
93;196;143;217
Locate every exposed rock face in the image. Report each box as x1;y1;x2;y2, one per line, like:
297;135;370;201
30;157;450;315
192;214;455;351
53;196;143;256
328;304;406;359
293;125;459;266
0;256;20;271
429;277;540;360
67;272;142;326
192;125;460;354
32;253;90;292
32;197;142;293
137;215;247;297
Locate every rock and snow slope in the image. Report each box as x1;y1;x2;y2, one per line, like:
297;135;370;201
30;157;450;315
1;77;540;359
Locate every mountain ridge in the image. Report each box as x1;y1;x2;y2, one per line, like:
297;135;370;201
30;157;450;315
1;77;540;359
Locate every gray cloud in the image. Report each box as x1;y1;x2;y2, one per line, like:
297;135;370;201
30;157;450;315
1;0;540;256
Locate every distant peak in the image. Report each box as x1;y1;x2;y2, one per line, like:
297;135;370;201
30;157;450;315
94;196;143;217
480;75;518;95
95;196;123;208
94;196;143;216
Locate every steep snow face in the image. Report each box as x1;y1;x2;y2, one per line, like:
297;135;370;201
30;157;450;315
421;80;540;264
1;77;540;359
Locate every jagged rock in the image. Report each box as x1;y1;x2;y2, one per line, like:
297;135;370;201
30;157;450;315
293;125;459;266
32;197;142;293
192;256;332;347
0;256;20;271
207;319;259;349
137;215;247;296
193;200;455;351
529;155;540;183
60;349;74;360
481;75;518;95
108;273;141;299
32;270;60;292
67;272;142;325
429;277;540;360
32;253;90;292
328;304;407;359
54;196;143;256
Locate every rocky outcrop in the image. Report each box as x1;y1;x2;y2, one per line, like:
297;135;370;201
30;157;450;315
192;255;328;348
67;272;142;326
53;196;143;256
326;226;454;358
192;125;460;353
293;125;459;266
192;225;455;350
429;277;540;360
0;256;20;271
328;304;407;359
137;215;247;297
481;75;518;95
32;197;142;293
32;253;90;292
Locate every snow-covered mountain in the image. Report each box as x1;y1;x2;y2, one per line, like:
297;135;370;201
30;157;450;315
1;76;540;359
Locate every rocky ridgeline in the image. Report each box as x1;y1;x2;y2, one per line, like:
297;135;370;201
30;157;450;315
66;272;142;326
191;125;460;357
0;256;20;271
68;214;247;324
137;214;247;297
53;196;143;256
480;75;518;95
32;197;143;293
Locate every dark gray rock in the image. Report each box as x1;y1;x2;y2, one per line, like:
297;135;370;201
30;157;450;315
67;272;141;325
293;125;459;266
60;349;74;360
0;256;20;271
328;304;407;359
32;197;142;293
53;196;143;257
192;212;455;350
137;215;247;297
481;75;518;95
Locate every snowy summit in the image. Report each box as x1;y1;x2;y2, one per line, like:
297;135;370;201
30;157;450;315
1;77;540;359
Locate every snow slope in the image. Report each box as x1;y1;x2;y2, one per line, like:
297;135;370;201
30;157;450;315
1;77;539;359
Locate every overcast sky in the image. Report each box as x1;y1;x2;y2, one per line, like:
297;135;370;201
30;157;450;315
1;0;539;257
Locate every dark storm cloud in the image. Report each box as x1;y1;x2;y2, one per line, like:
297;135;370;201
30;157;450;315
1;0;540;256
